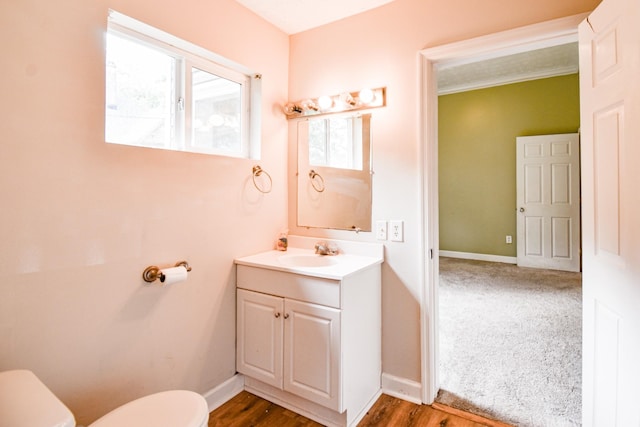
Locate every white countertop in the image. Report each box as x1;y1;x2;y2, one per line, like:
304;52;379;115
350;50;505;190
235;241;383;280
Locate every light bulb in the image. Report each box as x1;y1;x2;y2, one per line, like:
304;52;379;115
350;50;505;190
318;95;333;110
359;88;375;104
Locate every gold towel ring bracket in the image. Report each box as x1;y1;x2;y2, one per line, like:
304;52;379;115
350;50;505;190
309;170;325;192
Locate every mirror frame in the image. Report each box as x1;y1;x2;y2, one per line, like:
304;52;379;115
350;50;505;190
296;113;373;231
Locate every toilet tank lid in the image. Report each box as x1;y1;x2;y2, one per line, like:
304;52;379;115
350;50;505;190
0;369;75;427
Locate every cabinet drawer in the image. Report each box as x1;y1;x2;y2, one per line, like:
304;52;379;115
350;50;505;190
237;265;341;308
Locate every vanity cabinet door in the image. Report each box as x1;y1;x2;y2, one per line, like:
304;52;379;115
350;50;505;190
283;299;341;411
237;289;283;389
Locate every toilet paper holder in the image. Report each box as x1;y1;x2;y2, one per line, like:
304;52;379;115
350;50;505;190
143;261;192;283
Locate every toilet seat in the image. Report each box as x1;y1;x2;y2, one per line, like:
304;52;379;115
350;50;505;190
0;370;209;427
89;390;209;427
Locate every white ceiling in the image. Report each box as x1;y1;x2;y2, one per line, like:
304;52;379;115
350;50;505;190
234;0;395;34
233;1;579;94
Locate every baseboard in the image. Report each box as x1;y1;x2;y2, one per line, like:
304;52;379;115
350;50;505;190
207;373;421;421
439;250;516;264
202;373;245;412
381;373;422;405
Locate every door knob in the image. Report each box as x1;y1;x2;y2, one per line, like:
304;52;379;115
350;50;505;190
519;207;525;212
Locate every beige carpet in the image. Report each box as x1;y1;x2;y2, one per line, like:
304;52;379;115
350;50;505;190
436;257;582;427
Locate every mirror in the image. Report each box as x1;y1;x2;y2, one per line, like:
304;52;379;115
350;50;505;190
297;113;372;231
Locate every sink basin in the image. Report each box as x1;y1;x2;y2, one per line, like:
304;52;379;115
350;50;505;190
278;254;339;268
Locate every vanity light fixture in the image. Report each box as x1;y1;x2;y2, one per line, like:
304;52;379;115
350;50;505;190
283;86;386;119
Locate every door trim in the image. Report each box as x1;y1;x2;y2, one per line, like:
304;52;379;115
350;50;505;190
418;12;588;404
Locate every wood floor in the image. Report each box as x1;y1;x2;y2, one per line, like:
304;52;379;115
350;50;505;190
208;391;514;426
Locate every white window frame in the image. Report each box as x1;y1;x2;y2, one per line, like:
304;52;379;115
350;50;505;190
106;9;262;158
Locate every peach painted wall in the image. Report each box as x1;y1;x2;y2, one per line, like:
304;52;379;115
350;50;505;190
288;0;600;385
0;0;288;424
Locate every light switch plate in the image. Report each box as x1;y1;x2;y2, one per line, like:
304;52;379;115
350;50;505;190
376;220;387;240
390;220;404;242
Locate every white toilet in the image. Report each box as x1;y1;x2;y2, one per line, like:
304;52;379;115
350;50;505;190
0;370;209;427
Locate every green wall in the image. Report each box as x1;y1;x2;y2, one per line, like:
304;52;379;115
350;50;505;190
438;73;580;257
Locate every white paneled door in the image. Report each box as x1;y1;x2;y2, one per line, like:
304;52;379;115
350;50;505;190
580;0;640;425
516;133;581;272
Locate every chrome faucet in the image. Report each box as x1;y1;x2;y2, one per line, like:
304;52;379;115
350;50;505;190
315;241;339;256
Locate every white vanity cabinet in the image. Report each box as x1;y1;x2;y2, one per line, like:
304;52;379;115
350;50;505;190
237;287;341;410
235;246;382;427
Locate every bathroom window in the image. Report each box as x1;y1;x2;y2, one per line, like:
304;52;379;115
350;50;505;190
308;116;363;170
105;10;261;158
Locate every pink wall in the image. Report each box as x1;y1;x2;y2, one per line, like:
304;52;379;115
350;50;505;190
1;0;602;420
0;0;288;423
288;0;600;384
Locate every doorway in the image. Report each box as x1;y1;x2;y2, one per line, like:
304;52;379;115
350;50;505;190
418;13;588;406
436;67;582;425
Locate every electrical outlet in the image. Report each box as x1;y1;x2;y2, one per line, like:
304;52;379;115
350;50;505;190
376;220;387;240
390;220;404;242
506;235;513;244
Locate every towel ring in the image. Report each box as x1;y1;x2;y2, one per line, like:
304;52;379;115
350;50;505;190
252;165;272;193
309;170;325;192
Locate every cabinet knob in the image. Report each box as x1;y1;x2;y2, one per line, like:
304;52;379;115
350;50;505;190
284;313;290;319
274;312;281;318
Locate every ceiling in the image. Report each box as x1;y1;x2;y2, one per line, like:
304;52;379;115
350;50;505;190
234;0;394;35
437;42;579;94
233;1;579;94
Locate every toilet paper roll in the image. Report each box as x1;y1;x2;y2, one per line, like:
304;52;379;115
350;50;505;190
159;266;188;286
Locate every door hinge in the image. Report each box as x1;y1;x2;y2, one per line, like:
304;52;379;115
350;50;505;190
177;97;185;111
586;16;595;32
429;249;433;259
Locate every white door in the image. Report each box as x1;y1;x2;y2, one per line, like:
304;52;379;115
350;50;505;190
580;0;640;425
283;298;341;411
236;289;283;388
516;133;581;272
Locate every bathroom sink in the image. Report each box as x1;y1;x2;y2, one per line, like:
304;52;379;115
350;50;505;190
235;237;383;280
278;254;339;268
